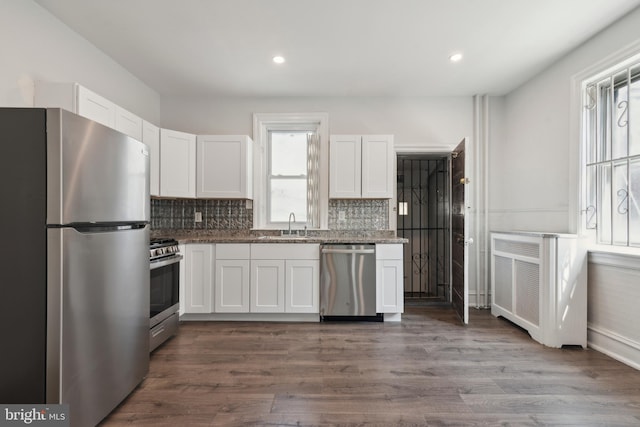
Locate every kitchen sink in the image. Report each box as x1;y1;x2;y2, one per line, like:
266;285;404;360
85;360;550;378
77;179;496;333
257;234;309;241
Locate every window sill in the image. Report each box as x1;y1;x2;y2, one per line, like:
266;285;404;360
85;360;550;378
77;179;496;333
587;244;640;270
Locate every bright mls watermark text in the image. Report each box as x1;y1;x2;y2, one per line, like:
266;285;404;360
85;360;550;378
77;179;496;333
0;405;68;427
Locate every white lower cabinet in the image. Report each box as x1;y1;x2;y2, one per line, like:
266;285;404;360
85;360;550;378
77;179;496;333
184;244;213;313
285;260;320;313
251;244;320;314
376;244;404;315
180;242;320;318
250;258;320;314
251;260;285;312
215;244;250;313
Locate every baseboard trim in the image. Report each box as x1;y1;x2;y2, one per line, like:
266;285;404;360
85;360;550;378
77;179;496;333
588;324;640;371
180;313;319;322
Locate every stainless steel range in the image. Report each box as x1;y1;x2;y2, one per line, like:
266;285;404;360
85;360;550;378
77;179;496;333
149;238;182;352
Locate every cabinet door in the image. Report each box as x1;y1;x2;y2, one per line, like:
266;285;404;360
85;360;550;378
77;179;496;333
251;260;285;313
376;259;404;313
76;85;116;129
143;121;160;197
160;129;196;198
329;135;361;198
115;106;143;141
184;244;213;313
197;135;252;198
285;260;319;313
215;259;250;312
362;135;394;198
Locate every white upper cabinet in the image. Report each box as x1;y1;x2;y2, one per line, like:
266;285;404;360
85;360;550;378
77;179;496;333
361;135;394;198
329;135;362;198
35;82;143;140
76;85;117;129
160;129;196;198
329;135;394;198
196;135;253;199
143;121;160;196
114;105;143;141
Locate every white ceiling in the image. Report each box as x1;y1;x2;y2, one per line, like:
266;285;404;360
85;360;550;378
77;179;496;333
34;0;640;97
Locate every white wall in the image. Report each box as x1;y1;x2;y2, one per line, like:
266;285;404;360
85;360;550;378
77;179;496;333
0;0;160;123
588;253;640;370
161;96;473;150
489;6;640;233
490;7;640;369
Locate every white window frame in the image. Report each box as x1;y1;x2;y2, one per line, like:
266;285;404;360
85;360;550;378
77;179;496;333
574;41;640;253
252;112;329;230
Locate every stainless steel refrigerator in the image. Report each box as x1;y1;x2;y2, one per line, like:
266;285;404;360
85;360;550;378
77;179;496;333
0;108;150;426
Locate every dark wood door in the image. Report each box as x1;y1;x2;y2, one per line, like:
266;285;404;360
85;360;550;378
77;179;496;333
451;139;468;324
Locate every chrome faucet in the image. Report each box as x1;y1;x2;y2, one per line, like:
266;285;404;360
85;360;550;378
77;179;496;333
288;212;296;235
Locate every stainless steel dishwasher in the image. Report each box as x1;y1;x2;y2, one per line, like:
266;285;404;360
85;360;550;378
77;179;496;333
320;244;381;321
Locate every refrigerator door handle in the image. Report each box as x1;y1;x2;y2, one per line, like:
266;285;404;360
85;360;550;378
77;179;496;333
56;223;149;233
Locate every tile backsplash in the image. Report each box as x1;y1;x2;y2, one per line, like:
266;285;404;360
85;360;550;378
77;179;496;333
151;198;389;232
151;199;252;231
328;199;389;230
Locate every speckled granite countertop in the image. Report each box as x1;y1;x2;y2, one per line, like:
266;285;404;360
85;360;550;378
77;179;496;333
151;230;408;244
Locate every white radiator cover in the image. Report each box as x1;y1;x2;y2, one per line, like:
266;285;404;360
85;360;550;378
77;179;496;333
491;231;588;348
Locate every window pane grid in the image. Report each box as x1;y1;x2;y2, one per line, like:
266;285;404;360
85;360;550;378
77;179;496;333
266;129;318;227
629;157;640;246
613;160;629;245
631;65;640;156
585;84;597;164
584;59;640;247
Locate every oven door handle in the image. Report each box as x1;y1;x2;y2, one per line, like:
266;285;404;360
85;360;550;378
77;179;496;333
150;254;183;270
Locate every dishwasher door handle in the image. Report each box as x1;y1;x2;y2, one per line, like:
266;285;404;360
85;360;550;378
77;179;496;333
321;248;375;254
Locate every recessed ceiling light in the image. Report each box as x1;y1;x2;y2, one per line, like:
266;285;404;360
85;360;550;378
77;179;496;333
273;56;285;64
449;52;463;63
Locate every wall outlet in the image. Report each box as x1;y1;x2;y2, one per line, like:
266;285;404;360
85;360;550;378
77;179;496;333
338;210;346;221
194;211;202;223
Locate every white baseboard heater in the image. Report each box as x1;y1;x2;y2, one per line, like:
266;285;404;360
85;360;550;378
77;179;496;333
491;231;587;348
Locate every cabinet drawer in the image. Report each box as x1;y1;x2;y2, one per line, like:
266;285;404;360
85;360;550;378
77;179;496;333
251;243;319;260
216;243;250;259
376;244;403;260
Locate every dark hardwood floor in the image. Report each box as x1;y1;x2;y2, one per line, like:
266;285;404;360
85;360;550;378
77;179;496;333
100;307;640;426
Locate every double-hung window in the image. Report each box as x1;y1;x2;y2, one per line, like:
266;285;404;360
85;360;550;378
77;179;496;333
583;58;640;246
253;113;329;230
267;129;319;226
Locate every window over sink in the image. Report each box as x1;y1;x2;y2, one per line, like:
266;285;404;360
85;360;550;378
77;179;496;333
268;130;311;223
253;113;329;230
